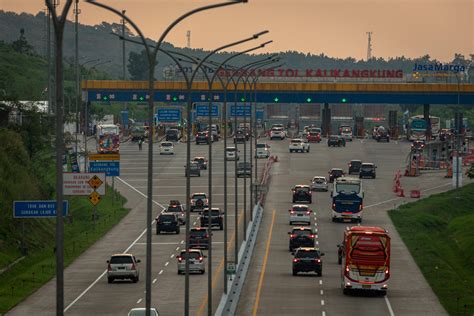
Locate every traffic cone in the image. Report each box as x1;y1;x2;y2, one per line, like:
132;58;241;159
396;189;405;197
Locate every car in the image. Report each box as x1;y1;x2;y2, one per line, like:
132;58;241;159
210;126;219;141
237;161;251;178
107;253;140;283
226;147;239;161
439;128;453;141
189;227;211;249
270;127;286;140
339;125;353;142
327;135;346;147
165;201;185;224
192;156;208;170
329;168;345;183
292;185;312;203
190;193;208;212
185;162;201;177
372;125;381;139
309;127;322;134
375;126;390;142
234;130;247;143
256;143;271;158
155;213;180;234
310;176;328;191
411;140;425;150
199;207;224;230
288;227;316;252
306;131;321;143
159;142;174;155
128;307;159;316
359;163;377;179
177;249;206;275
165;128;181;141
292;247;324;276
348;160;362;174
289;138;310;153
288;205;312;225
196;131;210;145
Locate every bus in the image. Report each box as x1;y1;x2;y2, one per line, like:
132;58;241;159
338;226;391;295
407;115;440;141
97;124;120;153
331;177;363;223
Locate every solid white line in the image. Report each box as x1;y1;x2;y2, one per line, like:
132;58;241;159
64;178;166;312
165;262;169;266
134;242;180;245
321;300;325;306
385;296;395;316
159;270;163;275
152;278;157;284
137;298;142;304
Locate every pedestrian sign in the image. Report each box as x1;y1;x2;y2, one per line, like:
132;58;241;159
88;191;101;206
88;175;103;190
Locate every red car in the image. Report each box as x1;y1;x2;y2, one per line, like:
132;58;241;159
307;132;321;143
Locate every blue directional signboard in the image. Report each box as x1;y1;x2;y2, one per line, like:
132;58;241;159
196;104;219;117
89;161;120;176
13;200;69;218
157;109;181;122
256;109;264;121
230;105;251;117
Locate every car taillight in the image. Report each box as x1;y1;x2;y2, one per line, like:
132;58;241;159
131;263;136;271
107;264;112;271
332;203;336;210
345;266;350;272
385;268;389;275
310;234;315;238
314;259;321;263
306;211;311;215
177;256;183;262
204;234;209;238
359;204;363;211
290;211;296;214
198;256;203;262
293;258;300;263
290;234;297;238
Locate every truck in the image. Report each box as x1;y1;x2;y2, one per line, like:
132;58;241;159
407;115;440;141
97;124;120;154
338;226;391;295
331;177;363;223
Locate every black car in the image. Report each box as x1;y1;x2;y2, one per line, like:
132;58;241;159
329;168;345;183
189;227;211;249
185;162;201;177
165;128;180;141
375;127;390;142
156;213;180;234
359;163;377;179
348;160;362;174
234;130;246;144
292;185;312;203
193;157;208;170
328;135;346;147
199;208;224;230
288;227;316;252
292;247;324;276
196;131;210;145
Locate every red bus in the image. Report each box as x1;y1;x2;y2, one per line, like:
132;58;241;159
338;226;390;295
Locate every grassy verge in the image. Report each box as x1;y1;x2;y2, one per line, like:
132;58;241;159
388;183;474;316
0;186;128;314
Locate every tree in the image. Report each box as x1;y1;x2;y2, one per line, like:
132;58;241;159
11;28;34;55
466;164;474;179
127;50;149;80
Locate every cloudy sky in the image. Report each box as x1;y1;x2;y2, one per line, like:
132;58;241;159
2;0;472;62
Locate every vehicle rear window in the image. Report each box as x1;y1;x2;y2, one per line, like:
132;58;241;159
332;170;343;176
198;132;207;136
256;144;266;148
161;142;173;147
292;206;308;212
167;130;178;134
167;205;182;212
202;210;221;216
295;250;319;258
313;177;325;183
350;161;362;166
309;132;319;136
190;229;208;236
238;162;251;168
194;158;205;163
295;187;310;193
226;148;236;152
272;128;283;132
292;229;312;236
180;251;201;259
193;194;206;200
159;214;175;221
291;140;302;143
361;164;374;169
110;256;133;264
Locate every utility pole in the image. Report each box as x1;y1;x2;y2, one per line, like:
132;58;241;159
74;0;80;155
47;5;52;114
186;30;191;48
366;31;373;61
121;10;126;80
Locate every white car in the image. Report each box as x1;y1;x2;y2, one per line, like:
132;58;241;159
311;176;329;191
256;143;270;158
340;126;353;142
289;138;310;153
107;253;140;283
128;308;159;316
270;127;286;140
226;147;239;161
288;204;312;225
159;142;174;155
177;249;205;274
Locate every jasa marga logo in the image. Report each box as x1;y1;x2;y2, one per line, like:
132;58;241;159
412;63;465;73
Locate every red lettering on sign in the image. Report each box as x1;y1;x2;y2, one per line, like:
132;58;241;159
343;70;350;77
306;69;314;77
370;70;377;77
315;69;322;77
278;69;284;76
333;69;340;77
352;70;360;77
361;70;369;78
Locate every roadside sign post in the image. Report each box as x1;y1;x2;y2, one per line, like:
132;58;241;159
89;156;121;208
87;174;104;228
226;261;236;280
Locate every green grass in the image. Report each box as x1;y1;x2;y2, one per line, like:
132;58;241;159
388;184;474;316
0;186;128;314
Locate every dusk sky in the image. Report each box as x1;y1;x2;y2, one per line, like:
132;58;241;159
1;0;473;62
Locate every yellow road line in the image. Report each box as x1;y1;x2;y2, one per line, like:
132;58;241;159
252;210;276;316
196;210;244;316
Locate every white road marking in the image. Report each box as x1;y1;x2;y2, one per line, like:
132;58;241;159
159;270;163;275
64;177;166;312
322;312;326;316
385;296;395;316
137;298;142;304
319;280;323;285
181;240;185;244
320;289;324;295
170;254;174;258
176;247;180;251
153;278;157;284
134;242;180;245
165;262;169;266
321;300;325;306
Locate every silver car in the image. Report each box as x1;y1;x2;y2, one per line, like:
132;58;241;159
128;308;159;316
288;204;312;225
311;176;328;191
177;249;206;274
107;253;140;283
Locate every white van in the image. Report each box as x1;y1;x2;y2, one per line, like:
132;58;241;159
226;147;239;161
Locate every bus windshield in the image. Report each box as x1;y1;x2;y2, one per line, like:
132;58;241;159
336;183;360;194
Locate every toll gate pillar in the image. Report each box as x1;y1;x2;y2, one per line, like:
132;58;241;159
423;104;431;140
388;110;398;139
322;103;331;137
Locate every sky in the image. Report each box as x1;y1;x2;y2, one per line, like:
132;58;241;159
1;0;473;62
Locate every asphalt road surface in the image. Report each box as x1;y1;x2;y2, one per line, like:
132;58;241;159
237;137;453;316
8;136;262;316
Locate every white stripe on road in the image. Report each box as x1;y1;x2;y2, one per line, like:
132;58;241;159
321;300;325;306
385;296;395;316
137;298;142;304
152;278;157;284
159;270;163;275
165;262;169;266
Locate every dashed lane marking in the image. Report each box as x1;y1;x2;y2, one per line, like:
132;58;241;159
152;278;157;284
137;298;142;304
159;270;163;275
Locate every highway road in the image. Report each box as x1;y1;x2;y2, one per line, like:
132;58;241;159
7;136;262;316
237;137;452;316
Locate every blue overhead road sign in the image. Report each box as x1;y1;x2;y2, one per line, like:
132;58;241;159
230;105;251;117
89;161;120;176
196;104;219;117
13;200;69;218
157;109;181;122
